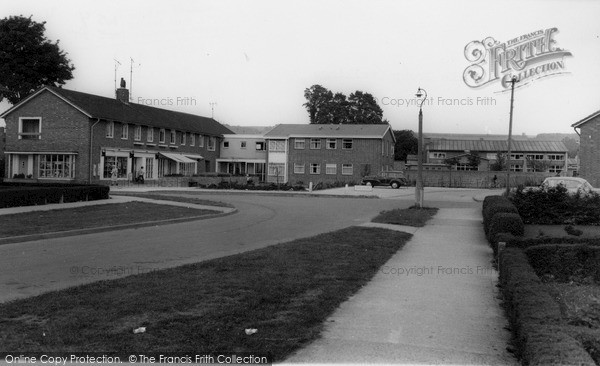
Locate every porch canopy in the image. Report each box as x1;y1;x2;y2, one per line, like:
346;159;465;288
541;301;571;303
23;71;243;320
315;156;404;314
159;152;197;164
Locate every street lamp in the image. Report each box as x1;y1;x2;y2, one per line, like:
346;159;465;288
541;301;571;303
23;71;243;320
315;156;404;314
505;77;518;196
415;87;427;208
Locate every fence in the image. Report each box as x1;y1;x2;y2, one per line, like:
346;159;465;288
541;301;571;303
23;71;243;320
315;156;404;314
403;170;555;189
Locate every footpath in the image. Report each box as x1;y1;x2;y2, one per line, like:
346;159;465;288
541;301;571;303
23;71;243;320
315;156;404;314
285;207;518;365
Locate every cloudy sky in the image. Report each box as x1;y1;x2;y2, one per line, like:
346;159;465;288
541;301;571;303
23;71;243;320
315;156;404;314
1;0;599;135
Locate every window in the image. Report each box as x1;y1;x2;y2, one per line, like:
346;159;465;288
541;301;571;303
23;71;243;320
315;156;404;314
103;156;128;179
294;163;305;174
159;129;166;143
256;141;265;150
342;164;353;175
310;163;320;174
548;154;565;161
294;139;305;149
526;154;544;160
432;152;446;159
510;154;524;160
269;140;285;152
145;157;153;179
190;134;195;146
105;121;114;138
121;124;129;140
326;163;337;174
241;141;247;149
198;135;204;147
456;163;478;171
342;139;353;149
326;139;337;149
510;164;523;172
223;141;230;148
134;125;142;141
18;117;42;140
549;165;563;173
207;136;216;151
39;154;75;179
310;138;321;149
268;163;285;177
170;130;176;145
180;132;186;145
147;127;154;142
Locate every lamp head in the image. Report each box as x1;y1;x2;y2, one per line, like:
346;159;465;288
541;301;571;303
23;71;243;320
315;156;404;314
416;88;423;98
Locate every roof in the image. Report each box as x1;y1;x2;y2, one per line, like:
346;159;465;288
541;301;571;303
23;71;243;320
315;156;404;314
263;124;394;141
424;133;533;141
571;109;600;128
1;86;233;136
428;139;568;153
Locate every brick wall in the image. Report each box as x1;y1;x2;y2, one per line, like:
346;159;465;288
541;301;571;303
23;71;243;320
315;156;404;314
578;116;600;187
0;127;5;179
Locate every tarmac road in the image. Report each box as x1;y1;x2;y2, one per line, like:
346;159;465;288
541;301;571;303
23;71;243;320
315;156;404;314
0;193;413;303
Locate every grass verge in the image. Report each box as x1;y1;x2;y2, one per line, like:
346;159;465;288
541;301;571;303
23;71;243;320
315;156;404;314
0;226;411;361
110;192;233;208
371;206;438;227
0;202;218;238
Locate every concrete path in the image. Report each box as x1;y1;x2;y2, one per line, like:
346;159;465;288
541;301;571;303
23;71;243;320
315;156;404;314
285;208;517;365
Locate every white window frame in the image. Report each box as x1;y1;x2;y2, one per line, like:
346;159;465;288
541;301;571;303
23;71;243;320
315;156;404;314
190;134;195;146
326;138;337;149
223;141;230;149
325;163;337;175
198;135;204;147
180;132;186;145
310;163;321;174
106;121;114;138
170;130;176;145
294;163;305;174
269;140;286;152
241;141;247;149
147;126;154;142
134;125;142;141
121;124;129;140
268;163;285;177
18;117;42;140
295;139;305;149
207;136;216;151
342;139;353;150
310;138;321;149
256;141;265;150
342;164;353;175
159;128;166;143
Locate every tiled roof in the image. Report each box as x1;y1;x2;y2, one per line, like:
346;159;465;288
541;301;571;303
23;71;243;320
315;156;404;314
264;123;393;140
2;86;233;136
428;139;568;153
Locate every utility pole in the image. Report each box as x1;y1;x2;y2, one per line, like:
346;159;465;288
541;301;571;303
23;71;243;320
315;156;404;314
506;77;518;196
209;102;217;119
113;59;121;93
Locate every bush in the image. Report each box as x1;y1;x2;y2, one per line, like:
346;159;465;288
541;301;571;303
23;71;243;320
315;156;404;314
525;244;600;283
0;184;109;208
482;195;512;212
488;212;524;243
499;248;596;365
483;202;518;234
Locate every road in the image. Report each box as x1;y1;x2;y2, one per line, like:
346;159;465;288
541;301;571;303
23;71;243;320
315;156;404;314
0;193;423;303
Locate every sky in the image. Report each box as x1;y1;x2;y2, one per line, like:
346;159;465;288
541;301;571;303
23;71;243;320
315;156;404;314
1;0;599;136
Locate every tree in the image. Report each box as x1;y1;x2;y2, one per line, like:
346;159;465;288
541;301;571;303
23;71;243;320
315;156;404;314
393;130;418;161
490;152;506;171
303;84;385;124
561;136;579;158
0;15;75;104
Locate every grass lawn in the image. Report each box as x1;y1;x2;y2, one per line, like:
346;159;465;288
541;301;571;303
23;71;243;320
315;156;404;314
0;226;412;361
545;281;600;329
110;192;233;208
0;202;218;238
372;206;438;227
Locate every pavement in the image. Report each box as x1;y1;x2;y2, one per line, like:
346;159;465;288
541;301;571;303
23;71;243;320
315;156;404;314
284;207;518;365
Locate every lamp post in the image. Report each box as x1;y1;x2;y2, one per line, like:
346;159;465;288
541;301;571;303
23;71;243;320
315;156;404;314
505;77;518;196
415;87;427;208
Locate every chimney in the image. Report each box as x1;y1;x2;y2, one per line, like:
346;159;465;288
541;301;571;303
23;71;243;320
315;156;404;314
116;77;129;103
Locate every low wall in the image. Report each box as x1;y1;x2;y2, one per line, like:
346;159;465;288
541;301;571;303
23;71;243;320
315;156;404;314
404;171;555;188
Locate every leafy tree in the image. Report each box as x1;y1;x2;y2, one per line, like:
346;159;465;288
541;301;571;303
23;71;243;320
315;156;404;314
0;15;75;104
525;157;550;172
393;130;418;161
303;84;385;124
467;153;481;169
561;136;579;158
490;152;506;171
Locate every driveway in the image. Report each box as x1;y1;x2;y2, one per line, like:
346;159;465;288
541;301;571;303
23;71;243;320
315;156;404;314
0;194;412;303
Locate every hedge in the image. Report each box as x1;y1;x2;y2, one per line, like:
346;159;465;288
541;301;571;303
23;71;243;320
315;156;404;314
499;248;596;365
0;185;109;208
482;194;512;212
483;203;519;235
525;244;600;283
487;212;524;243
494;233;600;250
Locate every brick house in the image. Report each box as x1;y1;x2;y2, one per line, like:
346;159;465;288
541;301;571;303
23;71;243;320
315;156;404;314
0;126;5;179
406;138;568;174
263;124;396;184
572;109;600;186
0;85;232;184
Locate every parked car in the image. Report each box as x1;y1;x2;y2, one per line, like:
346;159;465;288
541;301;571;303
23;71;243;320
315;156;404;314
540;177;597;194
361;171;409;189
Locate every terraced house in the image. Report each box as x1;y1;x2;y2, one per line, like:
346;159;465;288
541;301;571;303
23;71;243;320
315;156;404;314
263;124;396;184
1;85;232;184
572;109;600;186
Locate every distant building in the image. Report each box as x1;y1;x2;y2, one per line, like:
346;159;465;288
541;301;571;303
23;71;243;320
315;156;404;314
217;134;267;181
263;124;396;184
406;138;569;174
572;109;600;186
0;85;232;183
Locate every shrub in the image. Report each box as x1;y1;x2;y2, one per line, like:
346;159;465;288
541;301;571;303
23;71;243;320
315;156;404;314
0;184;108;208
487;212;524;243
482;194;512;212
483;202;518;234
499;248;596;365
